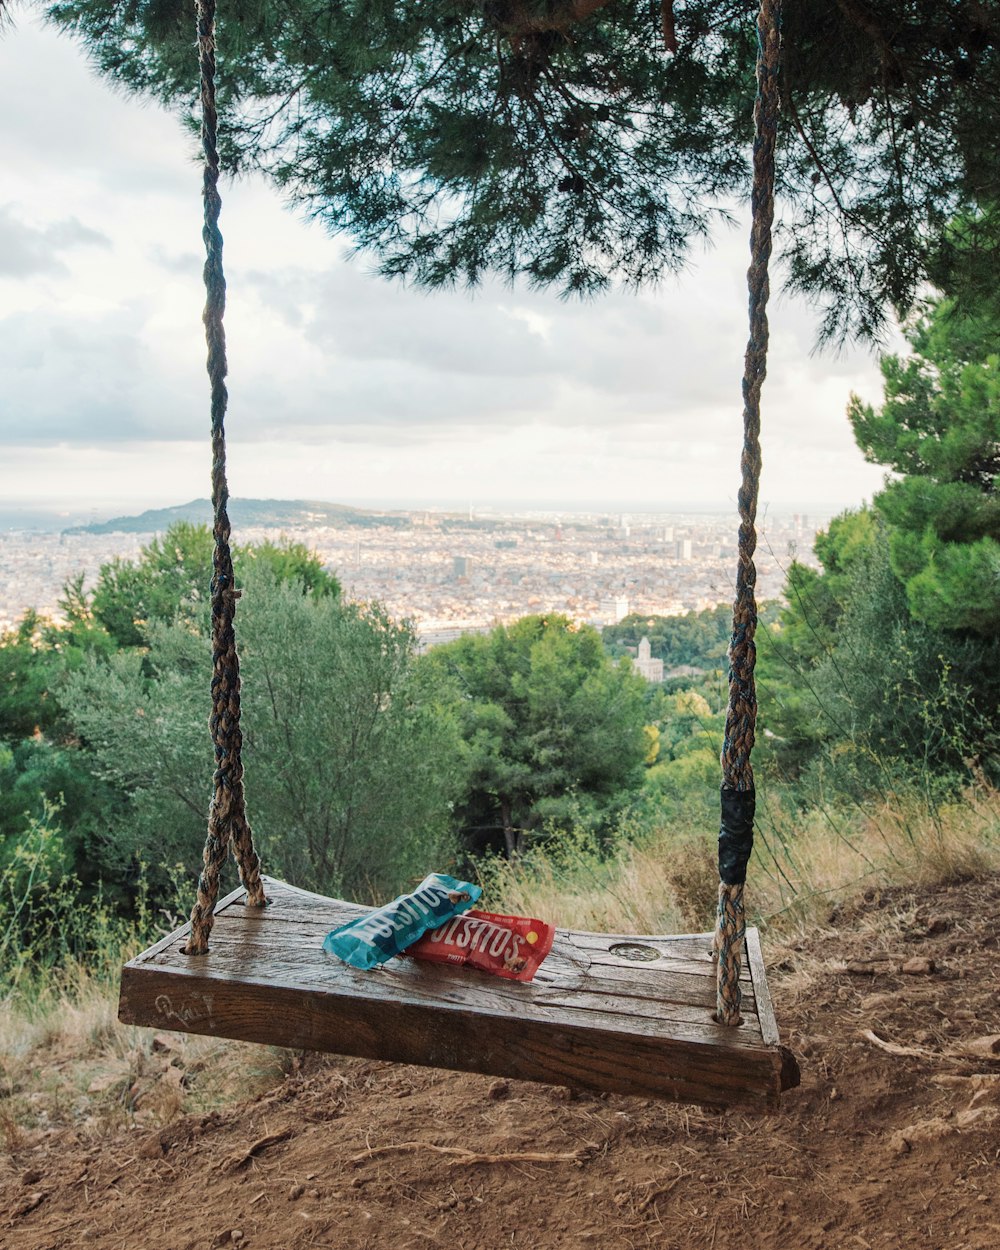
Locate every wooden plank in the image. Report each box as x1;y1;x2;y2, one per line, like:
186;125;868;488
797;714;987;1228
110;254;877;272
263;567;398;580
223;884;750;977
161;930;760;1022
119;877;798;1111
745;926;801;1093
134;946;765;1051
194;912;732;972
193;889;755;986
244;885;723;965
122;962;783;1108
128;880;760;1028
745;926;778;1045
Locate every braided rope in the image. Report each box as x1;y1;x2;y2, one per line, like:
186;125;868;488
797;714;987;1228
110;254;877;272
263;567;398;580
714;0;781;1024
714;881;746;1022
185;0;266;956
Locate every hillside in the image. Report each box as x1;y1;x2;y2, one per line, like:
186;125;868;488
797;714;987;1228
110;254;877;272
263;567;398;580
2;874;998;1249
62;499;412;535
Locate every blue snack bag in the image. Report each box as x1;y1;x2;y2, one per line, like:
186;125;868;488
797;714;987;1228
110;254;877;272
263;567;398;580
323;873;482;970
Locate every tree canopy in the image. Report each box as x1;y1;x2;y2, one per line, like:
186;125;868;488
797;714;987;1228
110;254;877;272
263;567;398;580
90;521;340;648
602;603;738;670
36;0;1000;341
420;614;648;855
848;292;1000;634
62;564;462;901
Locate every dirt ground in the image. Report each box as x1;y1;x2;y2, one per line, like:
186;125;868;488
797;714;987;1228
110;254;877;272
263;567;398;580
2;875;999;1250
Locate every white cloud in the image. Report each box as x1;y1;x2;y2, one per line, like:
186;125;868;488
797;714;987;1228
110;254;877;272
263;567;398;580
0;10;896;513
0;205;110;276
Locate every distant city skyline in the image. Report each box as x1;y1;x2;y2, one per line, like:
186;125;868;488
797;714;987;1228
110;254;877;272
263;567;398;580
0;493;848;530
1;14;898;518
1;507;823;634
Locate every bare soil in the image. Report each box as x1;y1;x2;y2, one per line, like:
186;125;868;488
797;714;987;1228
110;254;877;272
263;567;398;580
3;876;999;1250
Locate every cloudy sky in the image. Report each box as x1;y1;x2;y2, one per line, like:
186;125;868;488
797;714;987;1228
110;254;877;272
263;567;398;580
0;11;897;520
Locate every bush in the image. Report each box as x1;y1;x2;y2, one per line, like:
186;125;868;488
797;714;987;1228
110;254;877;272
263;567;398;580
61;566;464;903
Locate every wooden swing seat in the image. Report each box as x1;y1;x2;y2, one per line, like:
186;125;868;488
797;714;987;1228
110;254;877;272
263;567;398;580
119;877;799;1111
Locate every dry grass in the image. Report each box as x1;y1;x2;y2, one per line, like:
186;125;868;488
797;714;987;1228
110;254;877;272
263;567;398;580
482;840;690;936
0;960;292;1150
750;780;1000;931
489;782;1000;939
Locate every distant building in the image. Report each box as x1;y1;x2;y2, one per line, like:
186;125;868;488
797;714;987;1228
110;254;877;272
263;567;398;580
416;621;494;653
598;595;629;624
453;555;470;580
633;637;664;683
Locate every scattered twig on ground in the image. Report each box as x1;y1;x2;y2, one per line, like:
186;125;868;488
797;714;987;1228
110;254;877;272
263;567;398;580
863;1029;1000;1063
862;1030;938;1058
637;1174;685;1212
219;1128;294;1172
350;1141;592;1167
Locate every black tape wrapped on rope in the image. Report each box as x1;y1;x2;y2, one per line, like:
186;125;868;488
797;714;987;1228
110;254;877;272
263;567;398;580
719;785;755;886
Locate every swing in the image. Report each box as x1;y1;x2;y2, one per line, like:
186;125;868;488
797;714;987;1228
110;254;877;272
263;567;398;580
119;0;799;1112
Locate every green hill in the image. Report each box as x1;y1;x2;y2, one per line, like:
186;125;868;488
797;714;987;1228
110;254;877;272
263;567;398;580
63;498;411;534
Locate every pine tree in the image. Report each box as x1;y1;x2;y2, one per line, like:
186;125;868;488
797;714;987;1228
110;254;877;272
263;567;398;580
35;1;1000;340
848;292;1000;635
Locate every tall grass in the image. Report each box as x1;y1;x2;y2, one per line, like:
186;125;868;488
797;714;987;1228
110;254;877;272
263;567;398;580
479;815;717;935
485;781;1000;936
0;808;153;992
0;816;288;1147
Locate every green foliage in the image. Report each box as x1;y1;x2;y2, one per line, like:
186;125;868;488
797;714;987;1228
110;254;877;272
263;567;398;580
0;603;115;742
235;571;462;899
1;804;75;985
61;565;460;902
421;614;648;856
237;537;341;600
758;518;1000;796
602;604;734;670
800;534;1000;800
757;280;1000;789
46;0;1000;340
929;205;1000;315
0;801;176;993
755;508;879;772
0;613;66;740
90;522;340;648
643;686;725;806
58;626;213;896
91;522;213;647
0;739;124;898
848;294;1000;634
769;509;878;665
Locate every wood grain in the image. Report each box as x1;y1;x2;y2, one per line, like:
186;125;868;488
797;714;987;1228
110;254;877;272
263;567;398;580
119;877;799;1111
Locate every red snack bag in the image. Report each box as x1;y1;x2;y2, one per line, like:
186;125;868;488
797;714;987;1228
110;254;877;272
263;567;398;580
406;909;555;982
